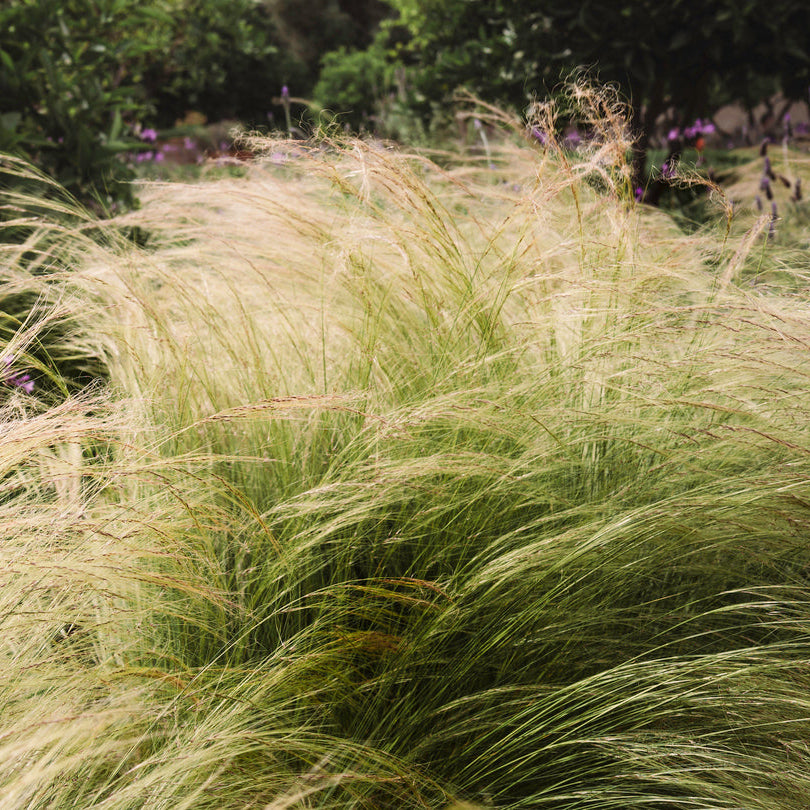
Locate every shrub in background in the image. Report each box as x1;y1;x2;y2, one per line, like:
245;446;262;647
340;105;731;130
313;46;391;131
313;21;433;140
0;0;396;210
144;0;305;128
264;0;393;90
0;0;293;209
0;0;170;211
384;0;810;184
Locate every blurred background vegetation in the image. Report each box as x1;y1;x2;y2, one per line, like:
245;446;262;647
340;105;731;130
0;0;392;211
1;0;809;211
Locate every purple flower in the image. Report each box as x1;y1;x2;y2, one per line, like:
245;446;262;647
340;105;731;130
281;85;290;99
760;175;773;200
634;186;644;202
140;128;158;143
666;127;681;142
530;126;547;145
682;118;715;140
11;373;34;394
2;355;34;393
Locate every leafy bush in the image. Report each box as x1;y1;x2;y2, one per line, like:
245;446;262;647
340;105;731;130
314;23;432;140
0;0;170;210
0;0;397;211
144;0;305;127
0;0;305;210
313;46;391;131
385;0;810;182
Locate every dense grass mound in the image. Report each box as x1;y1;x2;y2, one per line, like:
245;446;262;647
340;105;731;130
2;91;810;808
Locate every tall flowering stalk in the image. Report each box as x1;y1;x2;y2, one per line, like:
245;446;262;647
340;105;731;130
281;85;292;136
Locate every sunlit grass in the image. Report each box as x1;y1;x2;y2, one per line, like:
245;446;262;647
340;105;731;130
2;86;810;808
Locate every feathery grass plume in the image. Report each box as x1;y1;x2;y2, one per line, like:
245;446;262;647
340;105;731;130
2;82;810;807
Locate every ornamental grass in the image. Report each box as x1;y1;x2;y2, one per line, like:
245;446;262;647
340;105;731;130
2;87;810;808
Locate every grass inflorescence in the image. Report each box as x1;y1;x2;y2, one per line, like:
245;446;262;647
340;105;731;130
2;87;810;808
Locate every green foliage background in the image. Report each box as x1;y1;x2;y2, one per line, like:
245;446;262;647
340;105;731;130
2;0;810;206
0;0;391;209
382;0;810;178
0;0;164;208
